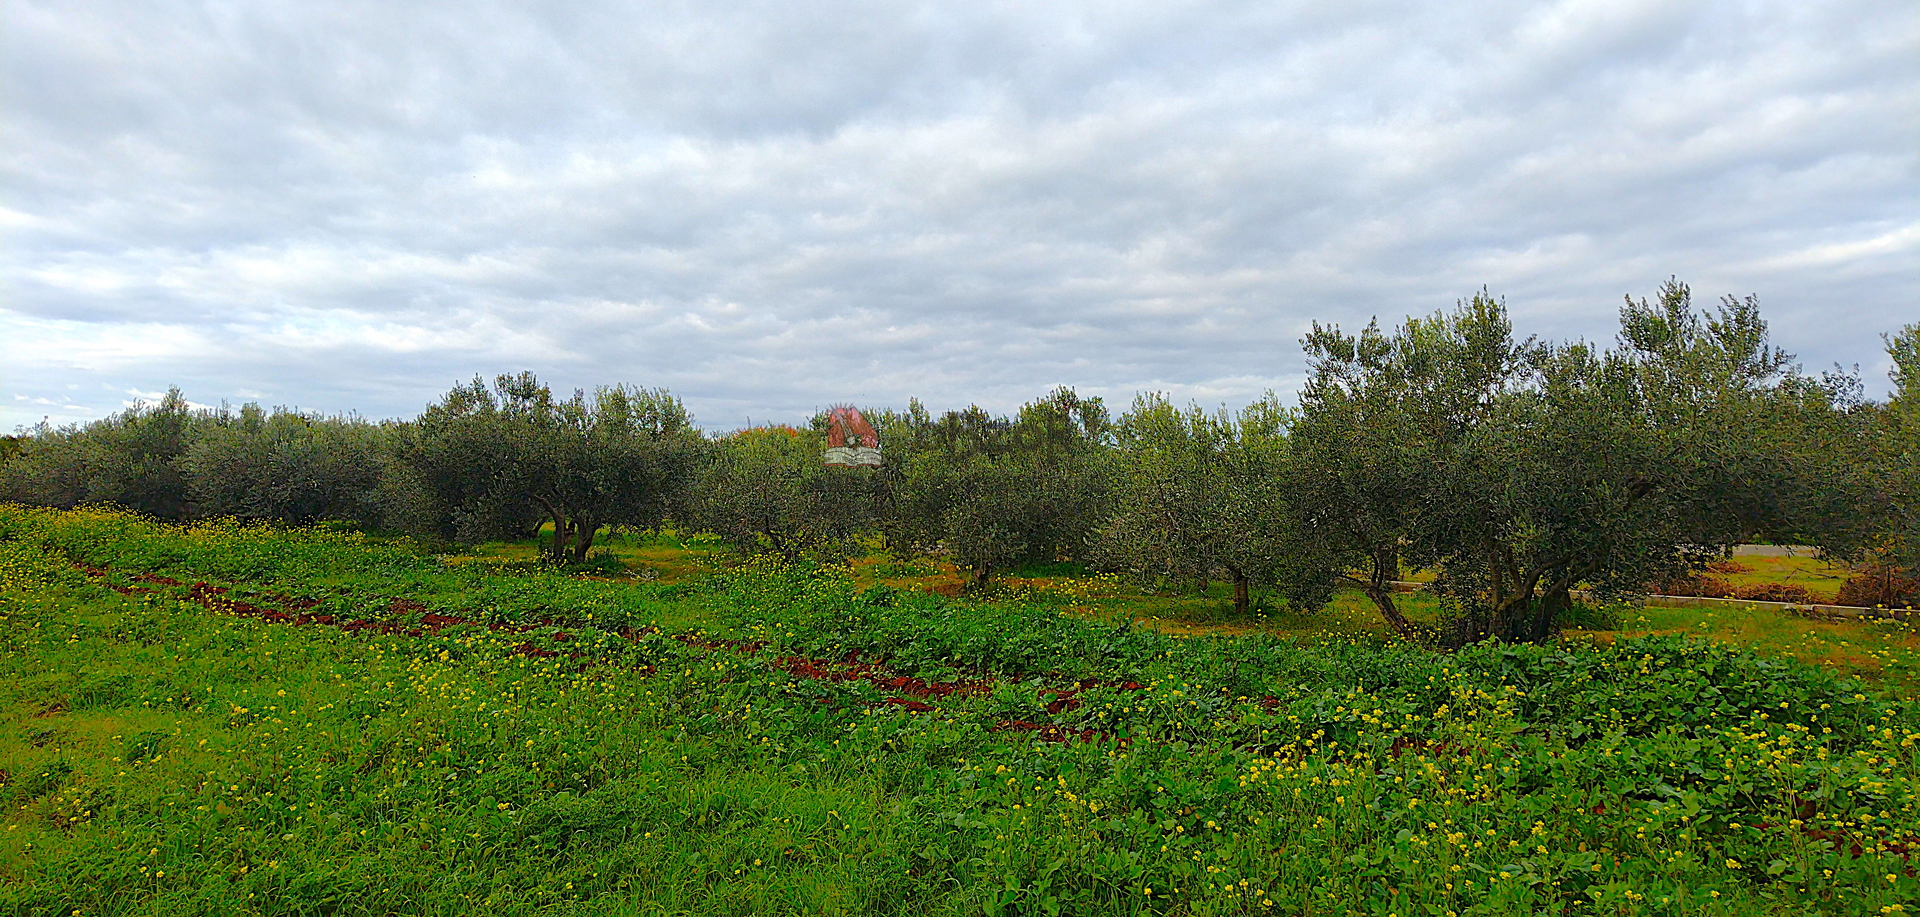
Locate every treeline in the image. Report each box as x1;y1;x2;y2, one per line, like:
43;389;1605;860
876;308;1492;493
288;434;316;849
4;281;1916;645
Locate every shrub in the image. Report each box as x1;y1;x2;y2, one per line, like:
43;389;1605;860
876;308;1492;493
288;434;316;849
1650;573;1734;597
1728;582;1819;603
1651;575;1819;604
1837;564;1920;608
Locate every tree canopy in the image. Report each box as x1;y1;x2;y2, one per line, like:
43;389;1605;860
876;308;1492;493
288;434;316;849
1282;282;1865;646
1872;324;1920;581
0;389;197;519
685;424;882;561
0;281;1908;636
879;389;1112;585
1096;393;1307;615
179;405;388;526
404;373;703;562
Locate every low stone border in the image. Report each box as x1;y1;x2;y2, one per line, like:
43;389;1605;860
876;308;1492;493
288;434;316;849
1640;593;1912;622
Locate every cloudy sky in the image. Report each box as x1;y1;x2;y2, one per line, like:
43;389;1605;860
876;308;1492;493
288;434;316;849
3;0;1915;431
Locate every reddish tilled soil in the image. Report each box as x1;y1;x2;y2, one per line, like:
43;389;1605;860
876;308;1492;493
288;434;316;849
767;651;990;702
67;557;575;647
66;556;1130;744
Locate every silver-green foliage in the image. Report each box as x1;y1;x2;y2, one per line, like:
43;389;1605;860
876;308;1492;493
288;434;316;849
1;389;199;520
1877;323;1920;576
878;389;1112;585
1095;392;1318;615
1285;281;1867;646
178;405;390;526
685;425;882;561
403;373;704;561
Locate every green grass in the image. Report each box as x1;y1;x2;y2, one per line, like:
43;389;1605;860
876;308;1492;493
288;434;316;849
460;526;726;583
4;506;1920;915
1608;601;1920;697
1396;555;1855;604
1710;556;1854;603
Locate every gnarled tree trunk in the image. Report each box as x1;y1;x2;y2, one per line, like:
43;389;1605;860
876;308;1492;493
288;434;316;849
1226;565;1251;616
1363;545;1421;642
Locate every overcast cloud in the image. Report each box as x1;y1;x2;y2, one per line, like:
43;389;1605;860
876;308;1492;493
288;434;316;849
3;0;1915;430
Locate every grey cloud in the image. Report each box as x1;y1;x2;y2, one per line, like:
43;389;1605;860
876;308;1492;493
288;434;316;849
2;0;1915;431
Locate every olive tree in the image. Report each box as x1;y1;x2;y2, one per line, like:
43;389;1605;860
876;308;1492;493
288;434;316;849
1281;292;1529;641
403;373;703;562
880;389;1112;586
0;389;198;519
1095;393;1309;616
1869;324;1920;578
0;423;89;510
1284;282;1846;646
178;405;388;525
685;424;882;560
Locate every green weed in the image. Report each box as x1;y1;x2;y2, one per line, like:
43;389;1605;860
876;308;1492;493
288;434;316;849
3;505;1918;915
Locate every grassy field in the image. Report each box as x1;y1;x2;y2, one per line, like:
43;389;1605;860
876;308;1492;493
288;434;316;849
4;507;1919;915
1395;555;1858;605
1708;557;1853;603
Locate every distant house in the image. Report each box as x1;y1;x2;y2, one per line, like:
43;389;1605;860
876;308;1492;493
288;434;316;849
823;405;881;467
